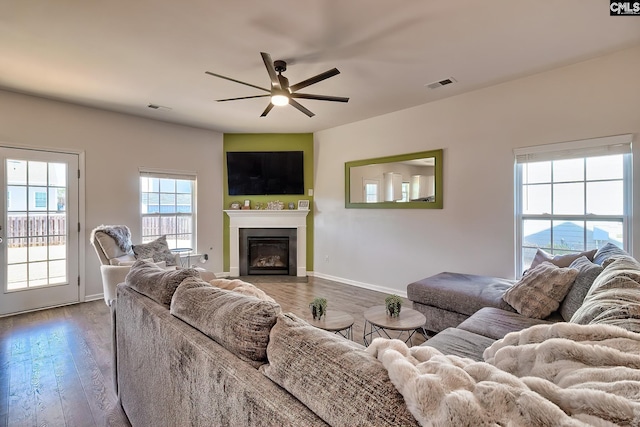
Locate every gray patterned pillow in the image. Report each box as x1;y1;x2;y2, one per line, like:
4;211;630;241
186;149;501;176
593;242;630;266
558;256;603;321
503;262;578;319
170;277;282;367
260;313;419;427
132;235;176;266
125;259;199;306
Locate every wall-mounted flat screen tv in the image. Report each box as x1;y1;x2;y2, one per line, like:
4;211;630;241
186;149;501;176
227;151;304;195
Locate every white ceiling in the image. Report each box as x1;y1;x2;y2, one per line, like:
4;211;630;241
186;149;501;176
2;1;639;134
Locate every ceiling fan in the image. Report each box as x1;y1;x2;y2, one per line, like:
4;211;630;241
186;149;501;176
205;52;349;117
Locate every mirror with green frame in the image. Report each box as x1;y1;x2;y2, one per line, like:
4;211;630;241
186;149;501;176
345;149;443;209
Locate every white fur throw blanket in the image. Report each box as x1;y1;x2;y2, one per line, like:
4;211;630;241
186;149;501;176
367;323;640;426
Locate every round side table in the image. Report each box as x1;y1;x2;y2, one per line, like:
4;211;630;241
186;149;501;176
306;310;354;340
363;305;427;347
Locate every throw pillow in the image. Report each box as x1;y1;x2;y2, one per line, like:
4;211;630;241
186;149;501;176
584;256;640;298
503;262;578;319
124;259;199;306
170;277;281;367
209;278;276;303
558;256;603;321
132;235;177;266
529;248;597;270
260;313;419;427
570;256;640;332
593;242;631;266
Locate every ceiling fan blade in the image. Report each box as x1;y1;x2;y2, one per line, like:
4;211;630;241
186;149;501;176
291;93;349;103
289;99;315;117
205;71;270;93
289;68;340;92
260;52;281;90
216;94;270;102
260;103;275;117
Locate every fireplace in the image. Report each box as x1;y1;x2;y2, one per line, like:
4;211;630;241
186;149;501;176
239;228;297;276
226;210;309;277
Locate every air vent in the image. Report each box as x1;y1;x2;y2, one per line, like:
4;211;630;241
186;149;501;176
425;77;457;90
147;104;172;111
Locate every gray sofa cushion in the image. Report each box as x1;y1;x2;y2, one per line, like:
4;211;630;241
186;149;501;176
593;242;629;265
457;307;552;340
412;302;469;333
261;313;419;427
420;327;495;361
124;259;199;306
558;256;603;321
407;272;515;316
171;277;281;367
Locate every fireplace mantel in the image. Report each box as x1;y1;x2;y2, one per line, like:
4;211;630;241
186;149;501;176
225;210;310;277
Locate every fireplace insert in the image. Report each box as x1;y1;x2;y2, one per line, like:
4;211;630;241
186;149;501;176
239;228;297;276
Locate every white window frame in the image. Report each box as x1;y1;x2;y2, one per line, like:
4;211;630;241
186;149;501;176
514;134;633;276
139;168;197;251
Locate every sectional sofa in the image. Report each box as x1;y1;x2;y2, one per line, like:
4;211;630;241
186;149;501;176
108;243;640;426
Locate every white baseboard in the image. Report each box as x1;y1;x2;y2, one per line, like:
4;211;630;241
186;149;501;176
312;272;408;299
84;293;105;302
218;270;406;298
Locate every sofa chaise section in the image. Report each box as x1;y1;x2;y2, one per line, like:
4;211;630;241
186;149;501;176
407;272;517;333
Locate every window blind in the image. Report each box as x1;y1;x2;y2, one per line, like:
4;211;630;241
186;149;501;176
139;168;196;181
514;134;632;164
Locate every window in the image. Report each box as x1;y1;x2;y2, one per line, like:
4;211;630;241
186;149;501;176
515;135;632;276
401;182;410;202
140;170;196;250
34;192;46;208
364;179;379;203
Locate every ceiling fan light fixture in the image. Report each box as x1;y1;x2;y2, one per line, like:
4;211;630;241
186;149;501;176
271;94;289;106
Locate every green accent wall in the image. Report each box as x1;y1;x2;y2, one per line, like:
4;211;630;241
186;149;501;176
222;133;314;273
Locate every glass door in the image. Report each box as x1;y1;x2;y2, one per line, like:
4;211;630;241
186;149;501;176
0;147;79;316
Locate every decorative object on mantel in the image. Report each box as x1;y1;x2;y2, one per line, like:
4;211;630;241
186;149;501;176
242;200;251;210
266;200;284;210
288;202;295;210
385;294;403;317
309;297;327;320
297;200;309;210
229;201;241;210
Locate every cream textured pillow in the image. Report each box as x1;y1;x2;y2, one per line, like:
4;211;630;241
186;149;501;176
210;278;276;303
503;262;578;319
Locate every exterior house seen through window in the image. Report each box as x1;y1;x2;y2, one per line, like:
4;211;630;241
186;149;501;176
515;135;632;276
140;170;196;250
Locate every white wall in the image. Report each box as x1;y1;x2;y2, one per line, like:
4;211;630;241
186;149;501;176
0;90;224;300
313;45;640;296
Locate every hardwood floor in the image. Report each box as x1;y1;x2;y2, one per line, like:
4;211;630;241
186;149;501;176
0;276;421;426
0;300;114;427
